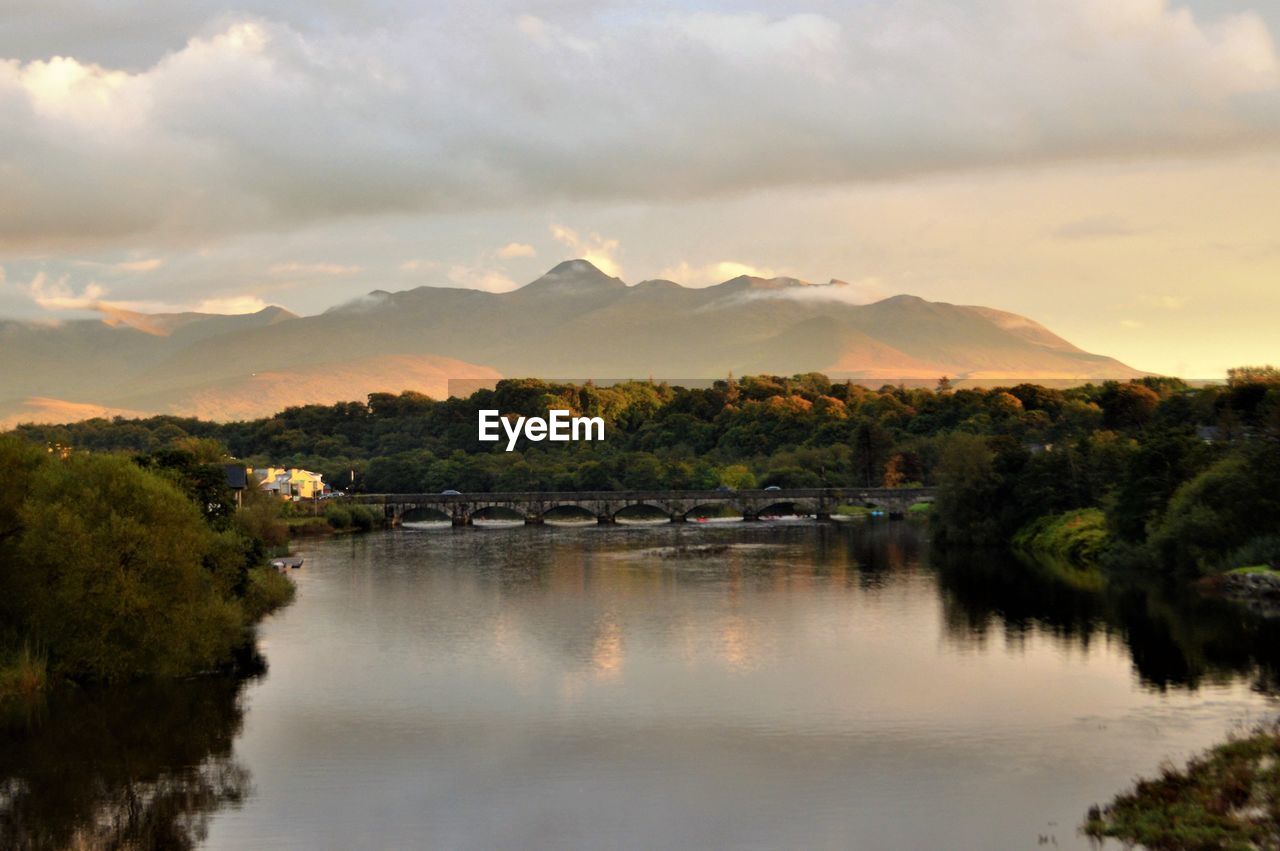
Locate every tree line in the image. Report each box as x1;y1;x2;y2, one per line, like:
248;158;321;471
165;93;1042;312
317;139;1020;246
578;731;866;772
8;368;1279;577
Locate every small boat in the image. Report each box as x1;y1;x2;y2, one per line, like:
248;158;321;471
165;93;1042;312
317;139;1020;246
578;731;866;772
271;556;305;570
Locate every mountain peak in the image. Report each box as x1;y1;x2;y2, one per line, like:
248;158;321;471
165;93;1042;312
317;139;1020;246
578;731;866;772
715;274;815;292
547;259;604;276
516;259;627;296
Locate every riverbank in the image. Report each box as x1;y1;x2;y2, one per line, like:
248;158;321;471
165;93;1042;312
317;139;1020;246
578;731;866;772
1196;566;1280;618
1008;509;1280;611
1084;723;1280;849
1012;509;1109;567
282;503;390;538
1;561;293;704
1214;565;1280;598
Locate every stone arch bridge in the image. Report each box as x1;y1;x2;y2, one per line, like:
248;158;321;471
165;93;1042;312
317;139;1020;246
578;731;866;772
352;488;936;526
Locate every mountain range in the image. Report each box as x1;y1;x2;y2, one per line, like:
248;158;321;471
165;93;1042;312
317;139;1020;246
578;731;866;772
0;259;1143;426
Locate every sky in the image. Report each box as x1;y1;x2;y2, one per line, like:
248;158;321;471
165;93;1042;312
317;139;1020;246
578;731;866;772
1;0;1278;377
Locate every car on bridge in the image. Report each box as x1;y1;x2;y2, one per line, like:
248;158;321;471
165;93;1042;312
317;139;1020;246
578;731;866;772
441;489;462;496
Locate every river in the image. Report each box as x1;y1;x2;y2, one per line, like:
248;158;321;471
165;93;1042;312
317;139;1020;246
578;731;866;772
4;521;1279;850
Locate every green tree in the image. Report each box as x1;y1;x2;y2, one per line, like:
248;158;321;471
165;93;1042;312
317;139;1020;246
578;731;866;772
1099;382;1160;430
574;461;615;491
10;454;243;682
1147;444;1280;573
621;453;664;490
719;464;757;490
932;433;1003;546
852;419;895;487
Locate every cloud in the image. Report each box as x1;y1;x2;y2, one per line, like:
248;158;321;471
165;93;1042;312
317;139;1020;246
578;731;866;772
1120;318;1145;329
24;272;106;310
269;262;362;276
399;259;441;273
728;277;887;306
515;14;597;56
653;260;885;304
0;2;1277;249
20;269;273;315
497;242;536;259
550;225;620;276
658;260;777;287
193;294;270;314
115;257;165;272
446;264;516;293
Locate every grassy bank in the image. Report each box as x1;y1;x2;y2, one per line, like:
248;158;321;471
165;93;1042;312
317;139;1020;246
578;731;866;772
1227;565;1280;577
280;503;385;537
324;503;377;530
1013;509;1110;568
1085;723;1280;850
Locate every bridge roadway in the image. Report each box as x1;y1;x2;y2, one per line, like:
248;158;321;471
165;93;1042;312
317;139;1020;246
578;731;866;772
352;487;936;526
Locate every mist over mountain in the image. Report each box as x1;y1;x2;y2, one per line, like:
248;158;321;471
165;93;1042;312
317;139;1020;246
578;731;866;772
0;259;1143;426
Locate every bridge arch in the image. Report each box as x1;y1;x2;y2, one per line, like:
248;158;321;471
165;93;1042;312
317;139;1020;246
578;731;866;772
682;503;744;523
756;501;817;519
613;503;672;524
401;506;452;526
541;504;598;525
471;505;527;525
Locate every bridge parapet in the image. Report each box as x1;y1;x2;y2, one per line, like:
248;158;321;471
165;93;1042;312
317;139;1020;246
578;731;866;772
353;487;936;526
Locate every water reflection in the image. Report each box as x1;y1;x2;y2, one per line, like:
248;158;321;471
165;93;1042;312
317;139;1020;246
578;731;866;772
932;545;1280;692
0;674;253;850
5;521;1280;850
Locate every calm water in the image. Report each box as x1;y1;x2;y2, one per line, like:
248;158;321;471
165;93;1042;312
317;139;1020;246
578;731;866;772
5;522;1280;850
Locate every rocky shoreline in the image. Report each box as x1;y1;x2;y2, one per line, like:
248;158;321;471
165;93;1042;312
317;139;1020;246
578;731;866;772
1200;568;1280;616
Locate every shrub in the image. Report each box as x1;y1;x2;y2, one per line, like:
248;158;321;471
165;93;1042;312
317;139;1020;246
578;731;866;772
1014;508;1110;567
1220;534;1280;572
349;505;378;532
8;454;244;682
235;488;288;549
242;566;296;621
324;505;352;529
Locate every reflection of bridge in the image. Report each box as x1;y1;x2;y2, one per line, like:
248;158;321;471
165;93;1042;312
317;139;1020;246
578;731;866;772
352;488;936;526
